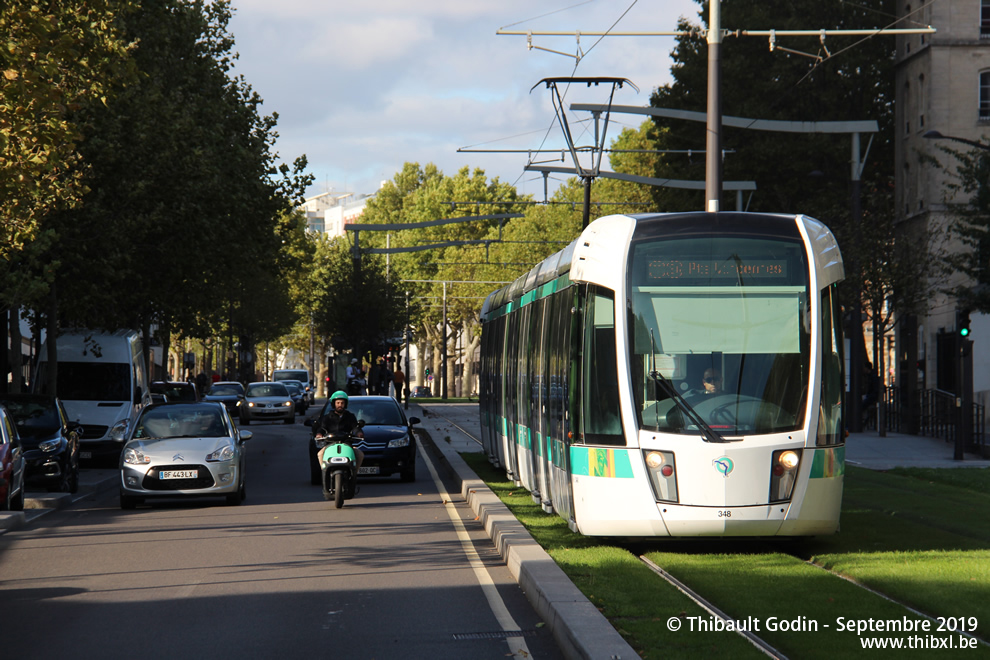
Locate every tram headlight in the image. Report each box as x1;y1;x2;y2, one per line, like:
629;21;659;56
643;450;678;503
769;448;802;502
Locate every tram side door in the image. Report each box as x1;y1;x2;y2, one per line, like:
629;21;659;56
532;297;553;510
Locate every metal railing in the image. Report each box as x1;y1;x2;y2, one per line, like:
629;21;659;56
861;387;986;456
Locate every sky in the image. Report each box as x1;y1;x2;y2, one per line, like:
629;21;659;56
226;0;702;202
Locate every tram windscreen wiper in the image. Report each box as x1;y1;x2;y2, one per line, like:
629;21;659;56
648;330;734;444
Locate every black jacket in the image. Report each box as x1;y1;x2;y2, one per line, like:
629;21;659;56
316;409;360;437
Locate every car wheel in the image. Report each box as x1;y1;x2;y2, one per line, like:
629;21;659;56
241;417;250;426
226;482;244;506
400;465;416;482
284;415;294;425
120;493;140;509
68;460;80;494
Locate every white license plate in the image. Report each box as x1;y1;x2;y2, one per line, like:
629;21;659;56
80;451;92;459
160;470;198;479
357;466;380;475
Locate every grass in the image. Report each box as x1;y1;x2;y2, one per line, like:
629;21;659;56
460;452;990;658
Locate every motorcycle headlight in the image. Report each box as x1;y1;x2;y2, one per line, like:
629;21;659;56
388;436;410;448
39;438;61;453
206;445;235;462
110;419;130;442
123;446;151;465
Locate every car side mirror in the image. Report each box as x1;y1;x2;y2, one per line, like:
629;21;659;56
408;416;420;425
238;430;253;443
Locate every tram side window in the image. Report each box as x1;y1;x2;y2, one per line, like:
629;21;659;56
580;286;624;445
818;285;844;446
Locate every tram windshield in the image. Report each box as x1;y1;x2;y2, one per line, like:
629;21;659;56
628;227;811;436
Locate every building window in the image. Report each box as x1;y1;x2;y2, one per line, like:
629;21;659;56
981;71;990;120
983;1;990;38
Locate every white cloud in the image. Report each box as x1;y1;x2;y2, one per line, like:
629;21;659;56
227;0;703;197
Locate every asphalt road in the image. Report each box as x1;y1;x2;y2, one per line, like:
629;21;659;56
0;417;562;660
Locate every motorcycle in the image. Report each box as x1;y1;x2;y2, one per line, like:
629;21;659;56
315;428;362;508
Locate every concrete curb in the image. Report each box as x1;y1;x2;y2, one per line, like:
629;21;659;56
0;470;119;534
417;422;641;660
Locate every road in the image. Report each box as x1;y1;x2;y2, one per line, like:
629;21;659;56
0;417;562;659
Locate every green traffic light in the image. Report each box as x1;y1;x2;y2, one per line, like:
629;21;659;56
961;327;971;337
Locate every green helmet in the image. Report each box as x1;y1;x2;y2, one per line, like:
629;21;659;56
330;390;349;403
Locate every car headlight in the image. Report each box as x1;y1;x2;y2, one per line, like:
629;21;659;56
206;445;235;462
39;438;61;453
388;436;410;448
109;419;130;442
247;401;256;408
123;446;151;465
283;400;292;407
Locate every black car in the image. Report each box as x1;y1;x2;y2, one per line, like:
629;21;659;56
305;395;419;485
0;394;81;493
282;381;309;414
150;381;201;403
203;381;245;415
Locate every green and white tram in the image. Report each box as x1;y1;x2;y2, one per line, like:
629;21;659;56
479;212;845;537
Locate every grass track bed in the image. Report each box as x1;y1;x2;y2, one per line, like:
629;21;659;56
461;453;990;658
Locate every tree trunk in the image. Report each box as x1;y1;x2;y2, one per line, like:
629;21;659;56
461;319;481;399
9;308;22;393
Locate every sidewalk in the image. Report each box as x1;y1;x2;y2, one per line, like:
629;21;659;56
845;430;990;470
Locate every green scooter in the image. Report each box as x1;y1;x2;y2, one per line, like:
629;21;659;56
316;431;360;508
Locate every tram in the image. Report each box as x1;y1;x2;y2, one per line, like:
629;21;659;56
479;212;845;537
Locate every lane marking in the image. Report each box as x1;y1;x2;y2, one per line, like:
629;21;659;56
416;442;532;660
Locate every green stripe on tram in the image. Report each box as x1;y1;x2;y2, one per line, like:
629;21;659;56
516;425;532;449
809;445;845;478
570;446;635;478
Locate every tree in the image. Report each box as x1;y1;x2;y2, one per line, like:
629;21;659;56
0;0;136;264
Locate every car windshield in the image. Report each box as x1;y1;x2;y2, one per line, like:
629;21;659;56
0;397;60;433
134;405;228;439
246;383;289;398
36;361;131;401
348;399;405;425
152;383;197;401
273;370;308;383
209;383;243;396
283;382;302;395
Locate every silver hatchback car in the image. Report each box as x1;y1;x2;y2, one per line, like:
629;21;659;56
239;382;294;425
119;402;251;509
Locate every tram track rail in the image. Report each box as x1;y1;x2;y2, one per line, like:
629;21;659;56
426;403;990;655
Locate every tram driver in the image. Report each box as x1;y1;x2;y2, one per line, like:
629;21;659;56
701;368;723;395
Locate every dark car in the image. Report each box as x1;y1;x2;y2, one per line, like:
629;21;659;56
203;381;245;415
0;394;80;494
305;395;419;485
411;386;432;398
150;381;201;403
281;380;309;414
0;404;25;510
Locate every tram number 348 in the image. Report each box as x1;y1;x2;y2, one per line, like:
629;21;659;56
717;510;732;518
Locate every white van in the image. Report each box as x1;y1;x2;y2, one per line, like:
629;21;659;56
34;330;151;462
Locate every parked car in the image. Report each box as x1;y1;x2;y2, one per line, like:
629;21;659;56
0;394;80;493
239;382;294;425
281;380;309;414
411;386;432;398
203;381;245;415
119;401;251;508
305;395;419;484
150;381;200;403
0;404;25;511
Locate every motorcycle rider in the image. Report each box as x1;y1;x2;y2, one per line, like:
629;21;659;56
315;390;364;468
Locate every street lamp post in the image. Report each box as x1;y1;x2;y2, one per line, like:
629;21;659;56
923;129;990;459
